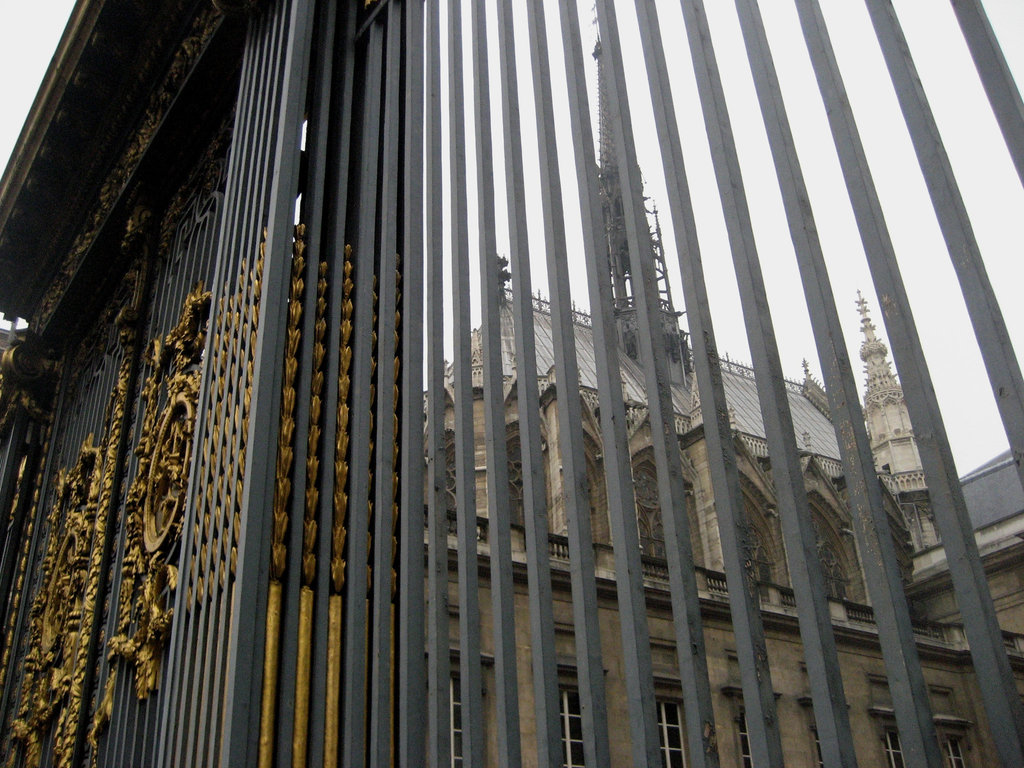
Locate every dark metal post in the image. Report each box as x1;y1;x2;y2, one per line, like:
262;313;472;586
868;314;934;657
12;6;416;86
949;0;1024;189
341;17;387;768
494;2;563;764
398;0;428;763
447;0;486;764
369;4;405;766
424;0;451;764
524;2;613;765
220;0;316;762
467;0;523;765
675;1;797;763
801;0;1024;763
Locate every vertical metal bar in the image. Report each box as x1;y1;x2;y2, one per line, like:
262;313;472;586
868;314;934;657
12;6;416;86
525;2;613;766
494;0;563;764
798;1;1024;764
446;0;486;763
341;17;386;768
862;0;1024;496
949;0;1024;189
182;13;274;761
369;2;404;766
159;8;272;762
581;0;699;765
398;0;427;764
203;12;291;763
316;4;360;766
467;0;522;765
424;0;451;764
220;0;316;762
71;254;150;768
675;1;790;763
294;0;344;762
861;4;1024;763
0;414;34;652
625;0;770;765
0;410;30;624
729;2;907;766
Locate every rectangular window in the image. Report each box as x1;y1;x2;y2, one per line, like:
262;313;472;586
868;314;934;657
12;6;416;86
450;677;463;768
812;727;824;768
560;688;586;768
884;729;905;768
738;711;753;768
944;736;966;768
657;700;687;768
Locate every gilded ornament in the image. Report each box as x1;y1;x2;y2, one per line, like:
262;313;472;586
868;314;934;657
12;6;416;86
11;440;101;768
325;245;354;768
104;283;211;705
259;224;308;768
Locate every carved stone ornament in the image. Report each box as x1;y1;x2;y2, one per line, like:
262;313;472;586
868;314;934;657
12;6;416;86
10;440;102;768
0;337;57;430
105;283;211;702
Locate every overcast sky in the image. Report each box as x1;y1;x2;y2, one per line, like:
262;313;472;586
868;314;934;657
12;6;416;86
1;0;1022;475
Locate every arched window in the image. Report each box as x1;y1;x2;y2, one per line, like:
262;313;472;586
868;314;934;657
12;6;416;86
818;540;847;600
748;531;774;585
444;436;457;515
506;433;524;527
634;464;665;558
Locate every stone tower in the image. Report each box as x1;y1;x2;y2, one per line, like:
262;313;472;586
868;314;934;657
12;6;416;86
593;39;690;385
857;292;936;548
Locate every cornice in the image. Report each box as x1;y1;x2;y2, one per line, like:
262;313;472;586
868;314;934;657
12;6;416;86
0;0;219;322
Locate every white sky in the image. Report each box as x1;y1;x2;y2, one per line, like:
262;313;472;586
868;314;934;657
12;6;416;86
1;0;1022;475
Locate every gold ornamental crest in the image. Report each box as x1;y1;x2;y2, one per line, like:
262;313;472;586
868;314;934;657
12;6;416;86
12;440;102;767
106;283;210;701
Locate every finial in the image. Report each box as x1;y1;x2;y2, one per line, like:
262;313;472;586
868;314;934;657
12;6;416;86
856;290;878;343
802;358;811;380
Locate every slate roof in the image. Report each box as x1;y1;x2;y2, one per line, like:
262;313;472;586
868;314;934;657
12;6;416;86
960;451;1024;529
497;297;843;462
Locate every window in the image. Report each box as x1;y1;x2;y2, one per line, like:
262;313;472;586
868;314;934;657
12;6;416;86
635;465;666;559
560;688;586;768
657;700;687;768
450;677;462;768
737;710;753;768
944;736;966;768
749;535;773;585
811;726;824;768
884;729;905;768
818;541;847;600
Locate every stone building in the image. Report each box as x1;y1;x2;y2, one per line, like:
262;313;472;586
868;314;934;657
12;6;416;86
440;283;1024;768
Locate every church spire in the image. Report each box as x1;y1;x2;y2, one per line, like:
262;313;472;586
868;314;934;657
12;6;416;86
856;292;927;495
857;290;899;398
593;38;690;384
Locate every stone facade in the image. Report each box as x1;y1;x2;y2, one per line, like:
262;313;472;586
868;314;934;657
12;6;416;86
440;293;1024;767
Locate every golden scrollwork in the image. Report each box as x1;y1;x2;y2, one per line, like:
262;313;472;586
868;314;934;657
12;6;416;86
103;283;211;707
14;258;144;767
10;441;102;768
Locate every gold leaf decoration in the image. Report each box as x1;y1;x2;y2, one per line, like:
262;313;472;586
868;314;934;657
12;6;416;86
103;283;211;705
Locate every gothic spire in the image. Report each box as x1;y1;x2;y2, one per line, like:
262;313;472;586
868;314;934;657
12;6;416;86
857;290;899;399
855;292;926;494
592;37;690;383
